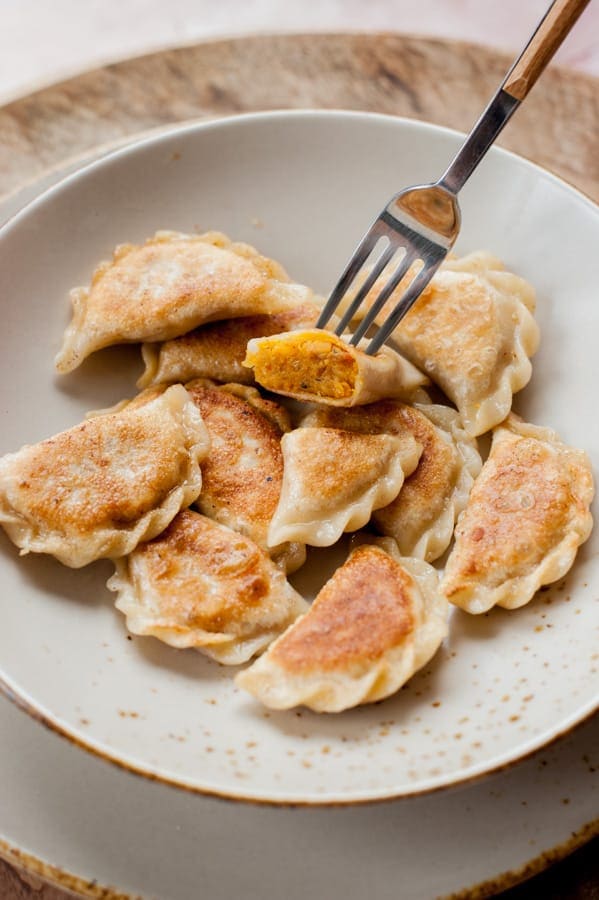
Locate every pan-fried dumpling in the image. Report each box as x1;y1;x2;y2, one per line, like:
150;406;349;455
244;328;428;406
0;385;210;567
267;426;421;547
183;379;305;573
108;510;308;664
373;404;481;560
138;301;322;388
441;415;594;613
216;382;292;433
235;542;448;711
56;230;313;373
341;252;539;435
305;401;481;562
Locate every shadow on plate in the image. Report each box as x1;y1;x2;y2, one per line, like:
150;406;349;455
0;530;112;608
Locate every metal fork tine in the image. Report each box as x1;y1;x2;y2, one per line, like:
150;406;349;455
316;231;381;329
366;256;445;355
333;242;396;336
349;249;418;346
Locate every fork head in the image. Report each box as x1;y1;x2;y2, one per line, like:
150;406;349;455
316;183;461;355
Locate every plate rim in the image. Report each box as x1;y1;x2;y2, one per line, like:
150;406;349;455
0;107;597;806
1;813;597;899
1;109;598;240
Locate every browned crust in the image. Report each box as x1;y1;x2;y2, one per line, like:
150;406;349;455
126;510;273;631
147;302;321;385
184;380;284;536
1;413;187;534
281;427;402;504
382;405;455;513
272;545;414;672
444;430;592;596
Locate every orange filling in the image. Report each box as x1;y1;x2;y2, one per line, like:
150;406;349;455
247;333;358;400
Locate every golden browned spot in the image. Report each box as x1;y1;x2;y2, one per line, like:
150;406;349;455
184;381;284;540
446;435;579;591
283;427;402;503
137;511;271;631
375;405;456;531
13;409;188;533
272;545;415;672
305;398;407;435
247;332;358;399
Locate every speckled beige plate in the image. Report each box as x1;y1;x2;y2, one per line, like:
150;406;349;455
0;111;597;805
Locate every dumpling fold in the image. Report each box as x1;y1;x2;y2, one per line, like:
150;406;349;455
236;542;448;711
108;510;308;664
267;425;422;547
440;415;594;613
0;385;209;567
56;231;313;372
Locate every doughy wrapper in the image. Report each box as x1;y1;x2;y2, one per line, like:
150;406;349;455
236;541;448;712
56;230;313;373
244;328;428;407
440;415;594;613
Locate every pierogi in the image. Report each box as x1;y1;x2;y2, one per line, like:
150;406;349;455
56;231;314;373
236;542;448;711
109;510;308;665
340;252;539;435
0;385;209;567
268;425;422;547
303;401;481;562
441;416;594;613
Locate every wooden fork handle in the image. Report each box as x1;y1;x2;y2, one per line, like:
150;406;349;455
503;0;591;101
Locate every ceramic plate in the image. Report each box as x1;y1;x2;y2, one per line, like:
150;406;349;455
0;111;597;804
1;692;597;899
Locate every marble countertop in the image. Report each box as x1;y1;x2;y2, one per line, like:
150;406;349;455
1;0;597;105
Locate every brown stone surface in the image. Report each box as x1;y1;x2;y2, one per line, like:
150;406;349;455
0;31;597;900
0;33;598;201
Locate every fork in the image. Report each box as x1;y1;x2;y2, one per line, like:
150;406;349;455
316;0;591;355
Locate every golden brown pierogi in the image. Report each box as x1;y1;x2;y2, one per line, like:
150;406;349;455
109;510;308;664
0;385;209;567
236;542;448;711
441;415;594;612
56;231;313;372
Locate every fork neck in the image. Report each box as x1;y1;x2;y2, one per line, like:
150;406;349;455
437;89;520;196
